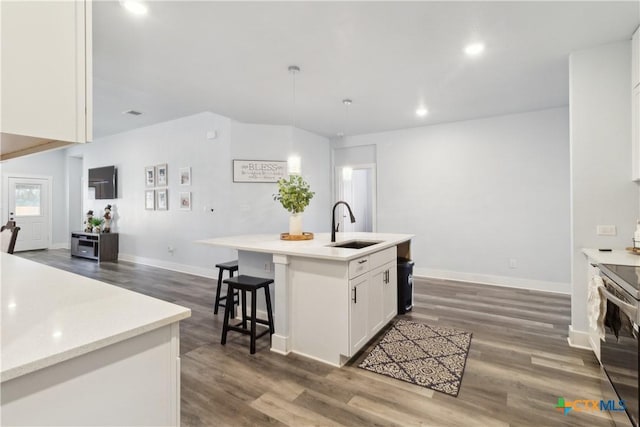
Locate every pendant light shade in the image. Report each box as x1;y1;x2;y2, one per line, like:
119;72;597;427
288;65;301;175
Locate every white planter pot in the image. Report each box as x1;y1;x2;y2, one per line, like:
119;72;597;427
289;213;303;236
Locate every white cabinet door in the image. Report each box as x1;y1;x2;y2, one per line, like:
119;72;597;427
633;85;640;181
349;274;369;356
383;263;398;323
1;0;92;143
369;265;385;335
633;27;640;89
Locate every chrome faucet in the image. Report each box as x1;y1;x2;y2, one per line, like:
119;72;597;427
331;201;356;242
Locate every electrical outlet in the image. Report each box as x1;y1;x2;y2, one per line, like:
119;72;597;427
264;263;271;272
168;246;174;254
597;225;617;236
509;258;517;269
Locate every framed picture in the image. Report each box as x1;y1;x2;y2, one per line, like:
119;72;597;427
156;189;168;210
179;167;191;186
232;159;287;183
145;166;155;187
156;164;168;187
145;190;155;210
179;192;191;210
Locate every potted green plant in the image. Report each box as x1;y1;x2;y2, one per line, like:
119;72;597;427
273;175;315;235
90;217;104;234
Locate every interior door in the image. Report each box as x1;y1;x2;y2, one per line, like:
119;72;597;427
7;177;50;251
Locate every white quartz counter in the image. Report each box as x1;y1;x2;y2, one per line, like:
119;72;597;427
197;232;414;261
582;248;640;266
1;253;191;382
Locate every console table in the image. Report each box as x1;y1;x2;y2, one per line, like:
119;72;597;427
71;232;119;262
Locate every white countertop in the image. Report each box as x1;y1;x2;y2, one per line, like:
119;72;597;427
198;232;414;261
582;248;640;266
0;253;191;383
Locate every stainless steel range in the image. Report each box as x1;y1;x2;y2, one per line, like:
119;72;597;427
599;263;640;427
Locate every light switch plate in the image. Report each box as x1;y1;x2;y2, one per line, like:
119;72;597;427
596;225;617;236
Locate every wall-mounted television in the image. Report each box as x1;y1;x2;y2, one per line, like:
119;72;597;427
88;166;118;199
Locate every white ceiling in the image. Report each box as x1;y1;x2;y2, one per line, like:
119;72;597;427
93;1;639;139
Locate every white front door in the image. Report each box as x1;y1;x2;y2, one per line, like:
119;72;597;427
7;177;51;251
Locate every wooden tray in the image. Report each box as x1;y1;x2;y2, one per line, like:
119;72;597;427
626;247;640;255
280;232;314;241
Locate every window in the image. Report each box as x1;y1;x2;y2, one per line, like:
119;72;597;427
15;184;41;216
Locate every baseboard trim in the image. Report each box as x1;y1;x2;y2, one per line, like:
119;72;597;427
118;253;216;279
414;267;571;295
270;334;290;355
567;325;591;350
50;242;70;250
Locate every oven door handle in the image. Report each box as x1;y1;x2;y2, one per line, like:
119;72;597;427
599;287;638;321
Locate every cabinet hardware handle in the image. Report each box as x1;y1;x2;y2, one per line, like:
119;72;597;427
358;259;368;264
352;287;357;304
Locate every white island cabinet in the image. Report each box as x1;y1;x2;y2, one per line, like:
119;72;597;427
199;232;412;366
1;253;191;426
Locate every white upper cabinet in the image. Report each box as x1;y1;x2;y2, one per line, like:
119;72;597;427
633;27;640;181
633;85;640;181
1;1;92;159
633;27;640;89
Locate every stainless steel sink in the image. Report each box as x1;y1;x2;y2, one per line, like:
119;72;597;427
328;240;382;249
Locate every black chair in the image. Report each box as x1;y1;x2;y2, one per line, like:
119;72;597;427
221;275;275;354
1;222;20;254
213;260;240;314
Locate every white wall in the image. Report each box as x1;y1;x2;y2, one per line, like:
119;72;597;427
569;41;639;343
64;112;331;276
1;149;69;246
335;107;571;292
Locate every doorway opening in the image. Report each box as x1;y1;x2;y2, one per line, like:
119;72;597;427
334;164;376;233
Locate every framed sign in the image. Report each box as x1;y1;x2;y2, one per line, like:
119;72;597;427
233;159;287;183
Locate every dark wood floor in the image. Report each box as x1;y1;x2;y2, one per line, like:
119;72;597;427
17;249;614;427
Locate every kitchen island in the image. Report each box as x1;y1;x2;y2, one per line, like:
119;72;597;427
199;232;413;366
1;253;191;426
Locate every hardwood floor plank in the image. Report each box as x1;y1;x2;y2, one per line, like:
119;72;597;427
250;392;344;427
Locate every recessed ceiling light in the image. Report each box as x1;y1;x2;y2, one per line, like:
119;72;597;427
416;107;428;117
121;0;148;15
464;43;485;56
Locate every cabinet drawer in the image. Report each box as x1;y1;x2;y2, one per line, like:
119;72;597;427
369;246;396;269
349;255;370;279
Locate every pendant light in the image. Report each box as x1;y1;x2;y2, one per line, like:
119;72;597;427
338;98;352;138
340;99;354;180
287;65;301;175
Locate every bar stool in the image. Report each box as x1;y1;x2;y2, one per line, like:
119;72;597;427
221;275;275;354
213;260;239;314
